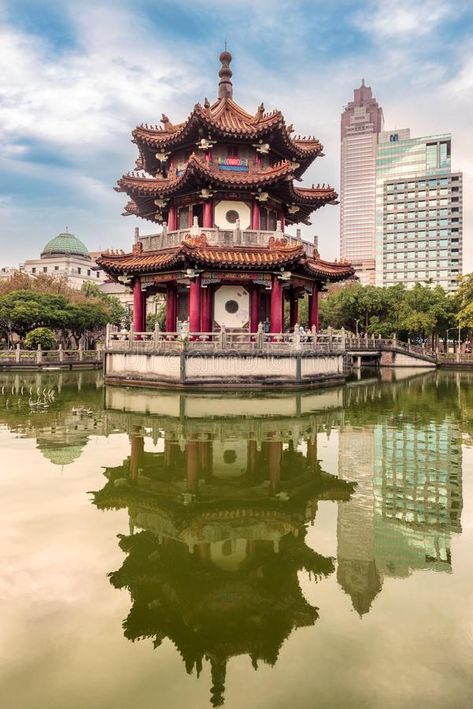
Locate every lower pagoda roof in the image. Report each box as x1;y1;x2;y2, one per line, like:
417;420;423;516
97;236;354;282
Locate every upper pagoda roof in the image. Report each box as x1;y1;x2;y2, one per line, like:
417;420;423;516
132;51;322;177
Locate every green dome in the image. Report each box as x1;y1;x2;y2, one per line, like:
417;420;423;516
41;231;90;259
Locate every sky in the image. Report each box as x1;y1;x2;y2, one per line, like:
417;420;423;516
0;0;472;269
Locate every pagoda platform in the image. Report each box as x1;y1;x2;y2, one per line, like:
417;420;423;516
104;325;345;389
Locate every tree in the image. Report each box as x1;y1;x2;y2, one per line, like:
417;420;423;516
24;327;57;350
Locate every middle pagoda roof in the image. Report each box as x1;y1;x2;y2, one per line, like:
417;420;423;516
118;154;337;224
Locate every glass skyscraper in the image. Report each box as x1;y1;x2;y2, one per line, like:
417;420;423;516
340;81;384;285
376;130;463;291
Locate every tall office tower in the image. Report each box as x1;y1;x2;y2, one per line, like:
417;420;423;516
340;80;384;285
376;131;463;291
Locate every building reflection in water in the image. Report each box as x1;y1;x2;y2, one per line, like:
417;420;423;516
337;376;463;615
92;389;354;707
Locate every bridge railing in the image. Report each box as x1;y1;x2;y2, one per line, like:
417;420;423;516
0;344;103;366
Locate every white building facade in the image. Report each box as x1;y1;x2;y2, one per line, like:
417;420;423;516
376;131;463;291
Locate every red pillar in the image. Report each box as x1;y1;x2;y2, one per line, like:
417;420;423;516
309;283;319;332
129;427;144;480
189;275;202;333
133;278;145;332
203;200;213;228
250;285;260;332
251;198;260;230
168;204;177;231
201;286;212;332
270;275;283;333
186;440;200;494
290;292;299;329
268;440;282;494
166;283;177;332
246;439;258;475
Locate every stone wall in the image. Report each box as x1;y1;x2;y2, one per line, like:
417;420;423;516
105;350;345;388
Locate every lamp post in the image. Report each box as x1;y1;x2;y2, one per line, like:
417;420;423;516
355;319;359;337
458;326;462;354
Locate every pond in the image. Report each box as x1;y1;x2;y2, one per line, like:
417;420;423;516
0;370;472;708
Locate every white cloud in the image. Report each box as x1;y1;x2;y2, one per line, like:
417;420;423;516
355;0;450;40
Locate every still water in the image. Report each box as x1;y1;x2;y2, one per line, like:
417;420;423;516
0;370;472;708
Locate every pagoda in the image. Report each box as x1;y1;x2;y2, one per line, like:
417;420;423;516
98;50;354;336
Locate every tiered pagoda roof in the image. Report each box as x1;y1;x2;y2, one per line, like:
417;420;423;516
98;236;354;281
119;154;336;224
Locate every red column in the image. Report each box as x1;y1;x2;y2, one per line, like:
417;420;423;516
270;275;283;333
268;440;282;494
201;286;212;332
246;439;258;475
166;283;177;332
203;200;213;228
186;440;200;494
309;283;319;332
251;198;260;230
167;204;177;231
250;285;260;332
189;275;202;333
290;292;299;329
129;427;144;480
133;278;145;331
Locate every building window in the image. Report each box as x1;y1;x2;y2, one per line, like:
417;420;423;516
78;267;81;274
43;266;47;272
96;271;100;278
32;267;36;274
54;266;59;271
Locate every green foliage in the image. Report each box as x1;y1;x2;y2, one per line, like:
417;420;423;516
455;273;473;331
0;276;126;347
24;327;57;350
319;281;458;339
146;303;166;332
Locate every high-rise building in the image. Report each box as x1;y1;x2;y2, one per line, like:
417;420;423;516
340;80;384;285
376;130;463;291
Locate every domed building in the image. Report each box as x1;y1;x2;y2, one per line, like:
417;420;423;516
21;229;107;289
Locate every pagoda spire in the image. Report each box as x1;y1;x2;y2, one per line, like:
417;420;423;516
218;47;233;100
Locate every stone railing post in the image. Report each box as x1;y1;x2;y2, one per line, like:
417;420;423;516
340;327;346;351
78;343;84;362
219;324;227;350
154;321;161;349
392;332;397;349
311;325;317;350
58;344;64;363
129;326;134;350
256;322;263;351
293;327;301;352
328;326;333;351
15;344;20;364
36;344;42;365
105;323;111;349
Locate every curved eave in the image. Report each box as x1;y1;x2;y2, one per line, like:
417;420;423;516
118;157;294;196
304;259;355;282
132;100;324;177
97;243;306;276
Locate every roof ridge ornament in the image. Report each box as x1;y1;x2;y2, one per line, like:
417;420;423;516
218;47;233;100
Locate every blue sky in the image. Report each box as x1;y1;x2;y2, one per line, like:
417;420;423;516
0;0;472;267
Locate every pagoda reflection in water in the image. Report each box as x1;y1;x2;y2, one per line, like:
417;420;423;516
92;393;353;707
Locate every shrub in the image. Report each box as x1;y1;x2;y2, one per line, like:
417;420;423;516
24;327;57;350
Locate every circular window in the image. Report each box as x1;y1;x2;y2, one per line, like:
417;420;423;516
223;449;237;464
226;209;239;224
225;299;239;314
